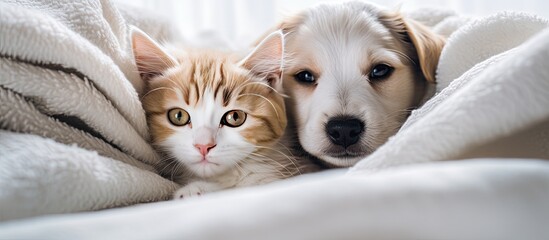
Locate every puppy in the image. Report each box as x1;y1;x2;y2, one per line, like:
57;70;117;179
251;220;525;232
270;1;445;167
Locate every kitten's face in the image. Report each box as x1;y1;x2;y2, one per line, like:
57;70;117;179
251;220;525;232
133;30;285;178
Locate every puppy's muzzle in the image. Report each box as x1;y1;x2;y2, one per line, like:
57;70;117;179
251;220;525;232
325;117;364;148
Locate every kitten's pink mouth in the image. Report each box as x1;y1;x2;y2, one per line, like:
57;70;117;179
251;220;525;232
195;158;219;166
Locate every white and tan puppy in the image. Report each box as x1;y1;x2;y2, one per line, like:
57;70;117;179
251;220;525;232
272;1;445;167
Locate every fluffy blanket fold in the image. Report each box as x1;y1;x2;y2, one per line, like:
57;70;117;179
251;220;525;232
0;0;178;221
1;1;549;239
351;11;549;173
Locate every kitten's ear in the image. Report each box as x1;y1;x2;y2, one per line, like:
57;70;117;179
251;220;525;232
131;27;178;81
240;31;284;88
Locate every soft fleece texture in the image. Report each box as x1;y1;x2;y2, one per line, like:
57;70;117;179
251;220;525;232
1;160;548;240
1;1;549;239
351;11;549;173
0;0;178;221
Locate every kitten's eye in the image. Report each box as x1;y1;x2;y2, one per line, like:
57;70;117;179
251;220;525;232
294;70;316;84
369;64;394;80
221;110;247;128
167;108;190;126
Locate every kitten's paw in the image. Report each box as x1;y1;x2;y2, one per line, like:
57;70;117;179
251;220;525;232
173;181;221;200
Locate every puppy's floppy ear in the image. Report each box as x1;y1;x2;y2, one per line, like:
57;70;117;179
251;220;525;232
131;27;178;82
378;12;445;83
405;18;446;83
240;31;284;89
275;12;305;34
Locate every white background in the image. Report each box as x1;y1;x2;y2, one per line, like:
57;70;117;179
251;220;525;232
117;0;549;48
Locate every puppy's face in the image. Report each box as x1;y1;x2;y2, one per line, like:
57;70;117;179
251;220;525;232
280;2;445;167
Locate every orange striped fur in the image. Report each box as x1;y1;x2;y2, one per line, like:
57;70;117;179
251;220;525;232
132;29;311;199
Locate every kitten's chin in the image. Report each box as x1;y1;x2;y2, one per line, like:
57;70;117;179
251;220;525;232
187;160;230;178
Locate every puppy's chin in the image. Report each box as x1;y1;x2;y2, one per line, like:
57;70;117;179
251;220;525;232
299;141;368;168
314;154;365;168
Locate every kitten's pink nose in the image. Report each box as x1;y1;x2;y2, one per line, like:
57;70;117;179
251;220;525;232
194;143;216;156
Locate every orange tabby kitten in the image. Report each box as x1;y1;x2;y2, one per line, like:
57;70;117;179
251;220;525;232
132;29;306;199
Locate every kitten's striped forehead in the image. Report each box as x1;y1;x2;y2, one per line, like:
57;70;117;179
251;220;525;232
142;50;287;145
170;52;247;107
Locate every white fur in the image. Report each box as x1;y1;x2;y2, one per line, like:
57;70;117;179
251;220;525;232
161;90;256;179
351;12;549;172
166;87;292;199
284;2;419;167
158;31;290;199
3;4;549;239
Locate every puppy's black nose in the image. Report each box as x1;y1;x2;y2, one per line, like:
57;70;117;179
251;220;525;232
326;117;364;148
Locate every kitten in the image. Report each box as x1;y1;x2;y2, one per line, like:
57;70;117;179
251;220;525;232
132;29;308;199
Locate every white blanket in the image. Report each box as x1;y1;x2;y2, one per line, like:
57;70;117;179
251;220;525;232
351;11;549;173
2;160;549;240
0;0;178;221
1;1;549;239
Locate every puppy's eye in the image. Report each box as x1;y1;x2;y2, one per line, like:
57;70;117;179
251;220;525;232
221;110;247;128
294;70;316;84
369;64;394;80
168;108;190;126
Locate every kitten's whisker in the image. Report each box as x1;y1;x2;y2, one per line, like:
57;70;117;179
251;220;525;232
164;160;180;182
162;78;185;90
237;93;280;118
238;81;288;98
222;145;301;176
249;151;298;177
234;162;247;177
142;87;178;98
247;154;291;178
171;162;182;182
254;146;301;175
273;141;296;157
157;157;177;173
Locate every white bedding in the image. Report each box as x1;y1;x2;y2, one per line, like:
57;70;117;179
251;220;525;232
1;160;549;240
1;1;549;239
0;0;179;221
